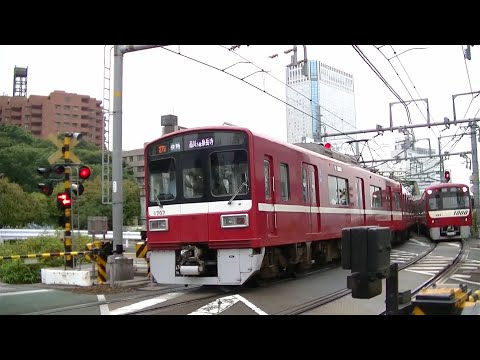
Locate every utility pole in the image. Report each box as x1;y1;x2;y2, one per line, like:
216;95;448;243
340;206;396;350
470;121;480;235
111;45;165;255
452;89;480;236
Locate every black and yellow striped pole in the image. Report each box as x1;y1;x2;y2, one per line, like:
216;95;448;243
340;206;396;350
0;251;90;261
62;135;73;268
136;241;150;279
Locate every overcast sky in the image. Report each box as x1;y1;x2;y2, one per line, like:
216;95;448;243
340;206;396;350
1;45;479;185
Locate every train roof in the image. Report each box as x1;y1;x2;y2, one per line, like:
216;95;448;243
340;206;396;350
423;182;471;191
147;125;411;191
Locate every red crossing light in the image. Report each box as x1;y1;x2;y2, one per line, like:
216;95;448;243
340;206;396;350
324;142;331;149
56;192;72;208
444;170;451;182
37;182;54;196
79;166;91;180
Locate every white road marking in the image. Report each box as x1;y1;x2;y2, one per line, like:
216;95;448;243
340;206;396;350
189;295;239;315
449;276;480;286
404;269;437;276
459;266;479;270
407;267;445;270
109;292;183;315
0;289;52;297
234;295;268;315
449;274;471;279
408;239;430;246
189;294;268;315
97;295;110;315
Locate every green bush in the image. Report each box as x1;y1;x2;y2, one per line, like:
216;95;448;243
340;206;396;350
0;261;42;284
0;235;93;283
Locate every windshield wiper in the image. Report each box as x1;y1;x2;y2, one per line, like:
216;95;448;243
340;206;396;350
154;189;163;208
228;182;248;205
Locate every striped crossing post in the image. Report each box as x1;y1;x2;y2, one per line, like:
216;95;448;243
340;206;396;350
93;240;107;284
135;241;149;279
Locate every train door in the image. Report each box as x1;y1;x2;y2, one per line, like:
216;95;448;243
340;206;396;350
355;177;366;225
386;186;393;221
302;163;319;233
264;156;276;236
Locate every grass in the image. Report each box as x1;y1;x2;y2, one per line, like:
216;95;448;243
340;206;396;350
0;235;93;284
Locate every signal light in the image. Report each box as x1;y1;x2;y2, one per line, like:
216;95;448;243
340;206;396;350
72;183;84;197
37;182;54;196
37;167;51;178
57;192;72;208
444;170;451;182
320;142;332;149
79;166;91;180
37;164;65;178
52;164;65;175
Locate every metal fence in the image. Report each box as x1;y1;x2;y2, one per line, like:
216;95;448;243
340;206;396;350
0;229;141;244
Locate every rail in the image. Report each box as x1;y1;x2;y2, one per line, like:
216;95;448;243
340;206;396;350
0;229;142;243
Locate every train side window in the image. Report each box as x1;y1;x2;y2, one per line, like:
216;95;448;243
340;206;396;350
302;168;308;202
393;192;401;210
264;160;271;199
280;163;290;201
310;170;316;205
328;175;349;205
370;185;382;208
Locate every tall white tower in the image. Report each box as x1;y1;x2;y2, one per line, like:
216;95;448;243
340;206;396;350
286;60;356;151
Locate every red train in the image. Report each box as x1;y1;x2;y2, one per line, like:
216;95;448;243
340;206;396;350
144;126;417;286
416;182;472;241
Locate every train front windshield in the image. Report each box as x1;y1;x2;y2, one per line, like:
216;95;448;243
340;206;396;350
147;131;250;205
427;187;470;211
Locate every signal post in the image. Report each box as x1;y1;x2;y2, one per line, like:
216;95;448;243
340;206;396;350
38;132;91;269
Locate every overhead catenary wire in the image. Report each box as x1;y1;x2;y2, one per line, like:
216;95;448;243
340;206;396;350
218;45;393;166
382;45;440;139
159;46;357;143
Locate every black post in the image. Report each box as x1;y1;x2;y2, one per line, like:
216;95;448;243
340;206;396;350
385;262;399;315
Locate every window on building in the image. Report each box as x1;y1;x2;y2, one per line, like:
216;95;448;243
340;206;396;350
137;166;144;172
137;155;144;162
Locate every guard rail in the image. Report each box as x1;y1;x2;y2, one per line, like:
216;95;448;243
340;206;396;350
0;229;142;244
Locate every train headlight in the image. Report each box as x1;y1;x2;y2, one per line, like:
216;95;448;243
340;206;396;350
149;219;168;231
221;214;249;228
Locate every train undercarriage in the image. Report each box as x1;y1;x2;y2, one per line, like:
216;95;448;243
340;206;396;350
149;229;411;286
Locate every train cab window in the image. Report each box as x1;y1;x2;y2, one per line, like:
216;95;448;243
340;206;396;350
370;185;382;208
328;175;349;205
149;158;176;202
264;160;271;199
182;158;204;199
210;150;248;197
280;163;290;201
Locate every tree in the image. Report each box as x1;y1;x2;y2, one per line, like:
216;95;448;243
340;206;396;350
0;178;31;227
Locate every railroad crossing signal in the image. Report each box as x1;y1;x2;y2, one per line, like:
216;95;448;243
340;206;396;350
37;182;54;195
47;134;81;164
444;170;451;183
